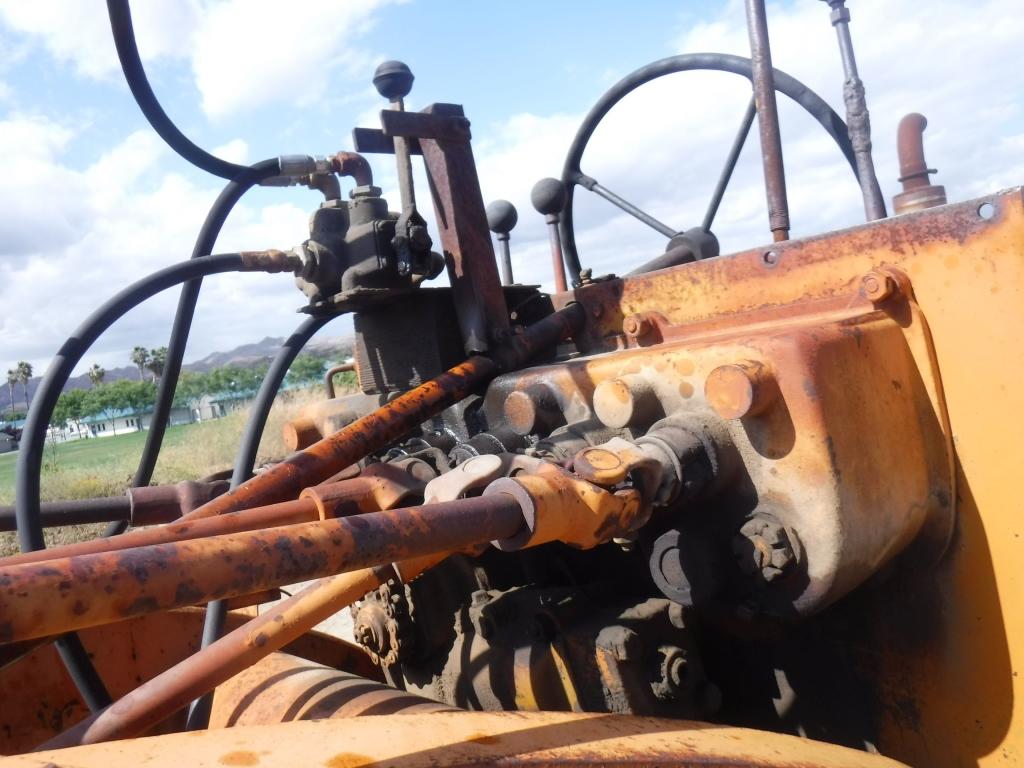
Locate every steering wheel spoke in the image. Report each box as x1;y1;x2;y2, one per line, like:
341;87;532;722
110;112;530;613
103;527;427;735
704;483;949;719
702;95;757;233
573;172;678;239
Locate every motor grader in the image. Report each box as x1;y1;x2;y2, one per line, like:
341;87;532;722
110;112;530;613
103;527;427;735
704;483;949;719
0;1;1020;766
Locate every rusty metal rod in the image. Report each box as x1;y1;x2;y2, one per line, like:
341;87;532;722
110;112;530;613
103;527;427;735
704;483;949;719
179;303;584;522
324;362;355;398
823;0;886;221
0;498;318;567
0;494;524;644
0;496;130;532
40;554;447;749
744;0;790;241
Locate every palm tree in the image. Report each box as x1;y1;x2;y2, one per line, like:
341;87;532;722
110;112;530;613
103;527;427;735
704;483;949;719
88;364;105;387
130;346;150;381
16;362;32;410
5;369;16;417
147;347;167;383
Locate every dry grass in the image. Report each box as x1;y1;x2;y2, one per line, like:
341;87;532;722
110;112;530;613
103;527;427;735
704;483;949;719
0;386;335;557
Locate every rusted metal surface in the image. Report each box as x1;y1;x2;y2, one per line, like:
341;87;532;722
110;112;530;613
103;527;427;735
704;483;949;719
181;303;583;521
0;494;524;643
22;711;908;767
504;272;954;616
744;0;790;241
1;498;318;567
299;461;432;519
540;187;1024;765
383;104;510;352
0;608;376;754
40;556;444;749
209;651;454;727
893;112;947;214
324;361;355;398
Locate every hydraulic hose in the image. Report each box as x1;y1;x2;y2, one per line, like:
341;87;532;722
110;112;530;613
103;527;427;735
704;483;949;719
15;252;296;551
106;0;248;179
185;313;332;730
11;252;296;709
117;159;283;533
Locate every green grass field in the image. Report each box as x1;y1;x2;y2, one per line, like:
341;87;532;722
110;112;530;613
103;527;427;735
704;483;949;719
0;389;321;556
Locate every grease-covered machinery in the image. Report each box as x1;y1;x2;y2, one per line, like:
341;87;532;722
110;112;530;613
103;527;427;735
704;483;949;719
1;1;1021;766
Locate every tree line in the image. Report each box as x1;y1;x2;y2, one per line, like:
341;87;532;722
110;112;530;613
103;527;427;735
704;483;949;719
45;354;329;435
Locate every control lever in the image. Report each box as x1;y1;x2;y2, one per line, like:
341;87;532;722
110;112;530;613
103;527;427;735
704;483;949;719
373;60;438;278
486;200;518;285
531;178;569;292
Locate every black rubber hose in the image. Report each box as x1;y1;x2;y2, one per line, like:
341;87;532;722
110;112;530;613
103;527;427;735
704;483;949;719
115;159;283;535
185;313;332;731
15;254;253;552
13;253;254;711
106;0;248;179
559;52;859;280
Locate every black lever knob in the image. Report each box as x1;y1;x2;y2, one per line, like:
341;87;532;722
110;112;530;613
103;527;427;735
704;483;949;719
531;179;569;292
531;177;567;218
373;60;414;101
487;200;518;285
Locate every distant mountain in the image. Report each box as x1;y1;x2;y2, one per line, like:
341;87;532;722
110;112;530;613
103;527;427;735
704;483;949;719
0;335;353;413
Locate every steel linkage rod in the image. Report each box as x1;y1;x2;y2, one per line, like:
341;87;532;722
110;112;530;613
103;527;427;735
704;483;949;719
40;554;446;749
744;0;790;242
823;0;886;220
177;302;585;522
0;494;525;644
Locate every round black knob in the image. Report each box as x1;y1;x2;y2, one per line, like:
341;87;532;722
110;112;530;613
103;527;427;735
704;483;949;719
373;60;414;101
486;200;518;234
531;178;567;216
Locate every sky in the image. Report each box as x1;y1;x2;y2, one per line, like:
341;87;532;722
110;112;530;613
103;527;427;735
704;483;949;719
0;0;1021;378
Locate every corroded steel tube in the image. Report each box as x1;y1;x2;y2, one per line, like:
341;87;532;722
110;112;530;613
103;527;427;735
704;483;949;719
0;494;524;643
0;498;318;567
181;303;585;521
41;556;447;748
745;0;790;241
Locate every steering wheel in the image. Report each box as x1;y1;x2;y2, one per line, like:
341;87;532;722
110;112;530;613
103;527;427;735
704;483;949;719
559;52;861;283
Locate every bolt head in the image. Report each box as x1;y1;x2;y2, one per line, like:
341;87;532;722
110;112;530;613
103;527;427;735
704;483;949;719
861;270;896;302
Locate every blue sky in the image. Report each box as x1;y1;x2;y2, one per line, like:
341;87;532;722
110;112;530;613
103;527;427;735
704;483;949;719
0;0;1021;376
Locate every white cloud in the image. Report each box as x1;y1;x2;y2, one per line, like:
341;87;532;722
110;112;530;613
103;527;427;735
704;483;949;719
211;138;249;165
0;0;198;79
0;124;318;374
191;0;395;119
0;0;393;119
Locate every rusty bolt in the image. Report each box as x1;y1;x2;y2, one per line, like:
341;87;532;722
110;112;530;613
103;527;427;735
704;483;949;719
732;517;796;582
861;270;896;302
623;314;651;338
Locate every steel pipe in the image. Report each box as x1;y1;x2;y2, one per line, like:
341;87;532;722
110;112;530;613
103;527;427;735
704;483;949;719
1;498;318;567
180;303;585;521
745;0;790;241
0;494;525;644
